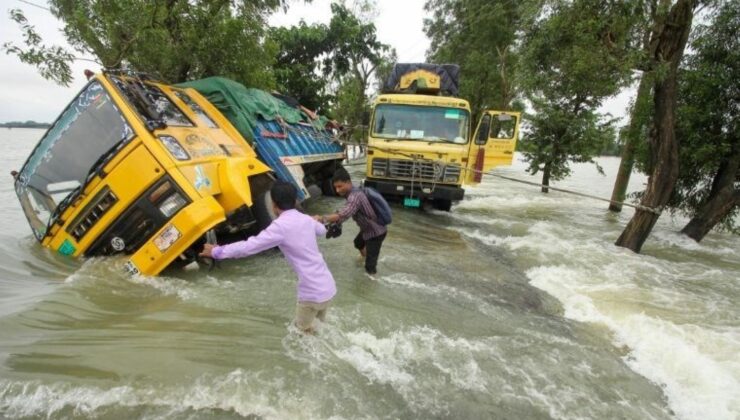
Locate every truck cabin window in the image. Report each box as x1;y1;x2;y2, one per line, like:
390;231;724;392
15;81;134;239
110;76;193;127
489;114;517;139
173;90;218;128
373;104;470;144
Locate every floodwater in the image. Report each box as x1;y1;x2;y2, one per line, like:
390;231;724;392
0;128;738;419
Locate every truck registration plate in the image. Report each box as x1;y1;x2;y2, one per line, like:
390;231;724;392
403;197;421;208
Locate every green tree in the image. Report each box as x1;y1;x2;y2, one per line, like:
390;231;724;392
269;22;334;112
670;0;739;240
325;2;392;139
519;0;638;192
423;0;529;115
5;0;286;88
3;9;75;86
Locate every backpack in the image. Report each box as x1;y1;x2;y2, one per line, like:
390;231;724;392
360;186;392;226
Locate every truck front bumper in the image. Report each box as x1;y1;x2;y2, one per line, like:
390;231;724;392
363;178;465;201
126;196;225;276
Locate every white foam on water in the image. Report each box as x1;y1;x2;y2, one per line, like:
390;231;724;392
453;227;507;247
380;272;500;317
0;369;320;419
651;230;738;257
329;325;490;414
126;273;197;301
449;211;524;229
455;196;740;419
457;193;560;211
527;264;740;420
453;221;585;262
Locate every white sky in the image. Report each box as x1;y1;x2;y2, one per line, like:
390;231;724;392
0;0;631;123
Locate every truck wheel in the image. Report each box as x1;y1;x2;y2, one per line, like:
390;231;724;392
248;174;276;234
251;189;276;232
431;198;452;212
321;178;337;196
320;162;343;196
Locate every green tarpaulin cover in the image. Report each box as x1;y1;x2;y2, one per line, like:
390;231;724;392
177;77;330;143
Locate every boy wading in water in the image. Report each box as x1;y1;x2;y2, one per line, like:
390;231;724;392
200;182;336;334
314;168;387;276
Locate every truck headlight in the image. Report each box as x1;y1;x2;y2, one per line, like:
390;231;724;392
444;173;459;182
371;158;388;176
158;192;187;217
372;168;387;176
148;180;188;217
158;135;190;160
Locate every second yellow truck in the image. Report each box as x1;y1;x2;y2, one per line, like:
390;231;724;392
364;63;520;210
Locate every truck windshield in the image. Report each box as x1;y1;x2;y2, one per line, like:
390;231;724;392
372;104;470;144
15;81;134;239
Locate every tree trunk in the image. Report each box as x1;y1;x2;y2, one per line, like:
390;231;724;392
541;162;551;193
615;0;695;253
609;75;652;212
681;189;740;241
681;151;740;241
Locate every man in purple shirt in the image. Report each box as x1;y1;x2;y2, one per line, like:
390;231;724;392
200;182;336;334
314;168;387;275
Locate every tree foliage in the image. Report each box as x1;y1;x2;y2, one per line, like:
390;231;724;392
518;0;639;190
669;0;739;236
324;2;393;137
7;0;288;88
269;21;334;112
424;0;530;116
269;1;393;133
3;9;75;86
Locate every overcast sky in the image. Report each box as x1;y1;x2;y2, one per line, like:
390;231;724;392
0;0;631;123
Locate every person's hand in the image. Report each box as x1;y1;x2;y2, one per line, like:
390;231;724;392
313;215;322;222
200;243;216;258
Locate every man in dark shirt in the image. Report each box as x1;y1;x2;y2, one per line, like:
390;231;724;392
315;168;387;275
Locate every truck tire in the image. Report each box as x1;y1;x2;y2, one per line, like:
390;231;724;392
248;174;276;234
431;198;452;212
251;189;276;232
321;177;337;196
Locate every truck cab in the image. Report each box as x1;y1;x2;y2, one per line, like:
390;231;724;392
364;63;520;210
14;71;275;276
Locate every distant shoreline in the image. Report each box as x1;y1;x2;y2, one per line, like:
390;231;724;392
0;123;51;129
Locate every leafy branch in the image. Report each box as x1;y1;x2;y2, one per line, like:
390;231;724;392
2;9;75;86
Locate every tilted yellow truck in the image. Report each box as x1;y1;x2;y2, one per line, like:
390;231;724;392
364;63;520;211
13;71;344;276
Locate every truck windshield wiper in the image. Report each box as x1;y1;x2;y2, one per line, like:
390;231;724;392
85;138;128;181
427;137;464;145
108;74;166;131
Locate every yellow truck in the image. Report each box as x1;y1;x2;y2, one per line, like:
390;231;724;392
364;63;520;210
13;71;343;276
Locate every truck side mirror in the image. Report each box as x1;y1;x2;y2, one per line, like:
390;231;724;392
361;111;370;126
475;114;490;145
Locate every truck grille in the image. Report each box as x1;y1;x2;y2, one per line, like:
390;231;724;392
372;158;461;183
85;176;188;256
67;187;118;241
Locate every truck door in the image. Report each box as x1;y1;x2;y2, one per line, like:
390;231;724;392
465;111;521;184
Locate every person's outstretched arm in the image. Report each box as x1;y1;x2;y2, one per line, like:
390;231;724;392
202;222;284;260
316;193;359;224
314;218;327;236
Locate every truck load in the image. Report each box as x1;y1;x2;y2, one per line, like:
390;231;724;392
179;77;344;200
383;63;460;96
13;71;344;276
364;63;521;211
